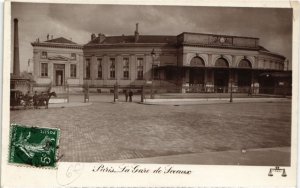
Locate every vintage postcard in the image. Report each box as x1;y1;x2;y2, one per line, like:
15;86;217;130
1;0;299;187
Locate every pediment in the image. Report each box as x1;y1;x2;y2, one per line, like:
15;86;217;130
48;55;70;61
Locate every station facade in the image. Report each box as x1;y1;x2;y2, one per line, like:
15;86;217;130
31;24;290;94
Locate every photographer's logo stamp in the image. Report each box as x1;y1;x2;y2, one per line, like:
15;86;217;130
9;124;60;168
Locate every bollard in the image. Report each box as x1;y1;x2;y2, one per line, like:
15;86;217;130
113;84;118;102
83;83;89;103
141;86;144;103
67;85;69;103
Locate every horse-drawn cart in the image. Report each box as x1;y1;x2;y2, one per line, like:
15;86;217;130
10;89;24;109
10;89;57;110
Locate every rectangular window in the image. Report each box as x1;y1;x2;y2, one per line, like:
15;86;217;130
41;51;47;59
97;58;102;79
110;58;115;79
85;59;90;79
71;53;76;60
123;58;129;79
70;64;77;78
41;63;48;77
137;58;144;80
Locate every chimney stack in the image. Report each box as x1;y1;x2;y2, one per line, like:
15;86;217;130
91;33;96;40
13;18;20;77
134;23;139;42
98;33;106;43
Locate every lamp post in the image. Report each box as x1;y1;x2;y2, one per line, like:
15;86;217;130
150;49;156;99
229;78;233;103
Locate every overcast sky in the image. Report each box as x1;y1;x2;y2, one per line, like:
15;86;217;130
11;3;293;72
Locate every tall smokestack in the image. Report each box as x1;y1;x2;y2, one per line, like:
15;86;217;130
134;23;139;43
13;18;20;77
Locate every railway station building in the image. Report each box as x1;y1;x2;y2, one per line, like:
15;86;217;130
31;24;291;94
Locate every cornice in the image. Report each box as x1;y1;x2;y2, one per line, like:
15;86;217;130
181;43;259;51
83;43;176;49
31;42;83;49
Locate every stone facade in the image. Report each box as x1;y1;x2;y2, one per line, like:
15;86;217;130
31;27;290;94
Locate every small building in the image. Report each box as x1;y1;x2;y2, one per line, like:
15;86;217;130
31;24;291;95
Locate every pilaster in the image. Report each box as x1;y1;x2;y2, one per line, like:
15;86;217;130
91;55;97;80
103;56;109;80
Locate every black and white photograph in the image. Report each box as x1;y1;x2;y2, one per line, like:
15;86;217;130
1;0;299;187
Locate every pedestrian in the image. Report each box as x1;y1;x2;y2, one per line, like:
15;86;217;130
124;89;129;102
129;90;133;102
33;91;38;109
248;87;252;96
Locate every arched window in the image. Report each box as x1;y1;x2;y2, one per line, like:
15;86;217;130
215;58;229;68
190;56;205;67
238;59;252;69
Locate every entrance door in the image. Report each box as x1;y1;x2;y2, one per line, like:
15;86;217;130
189;68;205;92
238;70;252;92
214;69;229;93
55;70;64;86
54;64;65;86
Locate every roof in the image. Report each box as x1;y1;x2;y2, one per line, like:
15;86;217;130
180;32;259;40
45;37;77;44
258;45;270;52
85;35;177;46
31;37;82;49
258;46;285;59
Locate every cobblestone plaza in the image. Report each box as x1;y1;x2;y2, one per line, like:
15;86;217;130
10;95;291;165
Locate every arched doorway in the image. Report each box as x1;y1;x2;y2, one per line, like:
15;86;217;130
190;57;205;84
214;58;229;93
237;59;252;92
189;57;205;92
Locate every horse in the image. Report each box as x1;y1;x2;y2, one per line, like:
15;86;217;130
34;91;57;109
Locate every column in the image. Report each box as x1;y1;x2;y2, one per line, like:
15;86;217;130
83;57;86;80
91;55;97;80
65;63;69;85
130;55;136;81
78;54;84;85
208;54;212;67
145;55;152;80
33;51;40;79
204;69;207;92
116;55;122;81
103;56;109;80
49;62;54;85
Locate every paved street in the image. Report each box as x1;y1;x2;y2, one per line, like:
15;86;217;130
10;95;291;165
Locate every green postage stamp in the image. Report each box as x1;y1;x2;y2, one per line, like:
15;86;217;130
9;123;60;168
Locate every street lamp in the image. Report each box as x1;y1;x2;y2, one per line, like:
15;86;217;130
150;49;156;99
229;78;233;103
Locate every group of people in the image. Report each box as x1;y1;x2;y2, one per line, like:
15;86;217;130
22;91;42;108
124;89;134;102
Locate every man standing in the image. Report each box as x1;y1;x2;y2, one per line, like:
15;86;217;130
129;90;133;102
124;89;129;102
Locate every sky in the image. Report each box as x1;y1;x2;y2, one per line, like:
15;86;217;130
11;3;293;72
